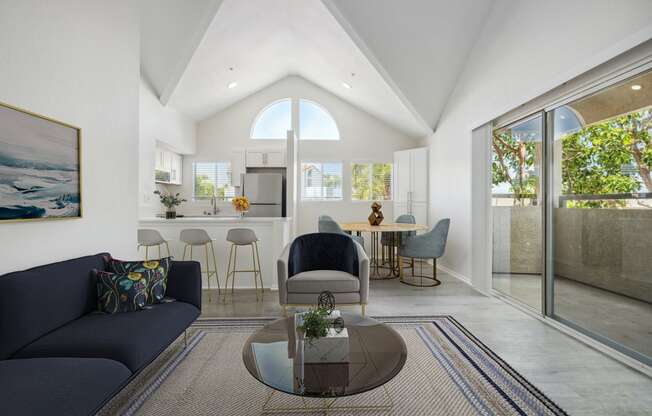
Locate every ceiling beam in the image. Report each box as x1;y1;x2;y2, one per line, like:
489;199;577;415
159;0;225;105
321;0;434;137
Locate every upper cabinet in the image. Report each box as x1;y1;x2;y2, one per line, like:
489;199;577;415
393;147;429;225
246;148;286;168
155;147;182;185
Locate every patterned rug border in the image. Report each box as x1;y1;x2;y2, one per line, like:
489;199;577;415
117;316;569;416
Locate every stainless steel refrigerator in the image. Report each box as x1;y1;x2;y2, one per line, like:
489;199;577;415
242;173;283;217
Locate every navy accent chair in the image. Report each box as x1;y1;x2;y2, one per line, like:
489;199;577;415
277;233;369;316
318;214;365;248
0;253;202;416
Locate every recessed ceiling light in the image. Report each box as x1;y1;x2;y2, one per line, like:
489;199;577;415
342;82;352;89
631;84;642;90
227;81;238;89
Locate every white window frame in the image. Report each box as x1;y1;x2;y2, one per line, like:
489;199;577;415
298;99;341;141
350;161;393;202
300;160;344;201
191;161;235;201
250;98;292;140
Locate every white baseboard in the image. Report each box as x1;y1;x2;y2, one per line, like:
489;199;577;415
436;263;472;286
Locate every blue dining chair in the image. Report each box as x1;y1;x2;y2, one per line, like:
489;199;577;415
398;218;450;287
318;215;365;247
380;214;415;264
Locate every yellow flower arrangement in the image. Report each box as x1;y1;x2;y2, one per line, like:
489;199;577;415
232;196;250;212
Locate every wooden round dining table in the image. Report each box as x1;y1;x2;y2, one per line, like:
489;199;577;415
339;222;428;279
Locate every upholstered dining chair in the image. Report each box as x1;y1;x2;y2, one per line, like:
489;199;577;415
318;215;365;247
277;233;369;316
398;218;450;287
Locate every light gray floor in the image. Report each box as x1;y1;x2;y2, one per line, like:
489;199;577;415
493;273;652;357
200;271;652;416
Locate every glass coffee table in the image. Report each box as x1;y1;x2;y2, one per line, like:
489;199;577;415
242;313;407;413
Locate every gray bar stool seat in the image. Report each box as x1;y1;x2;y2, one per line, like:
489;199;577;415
180;228;220;301
224;228;263;301
137;229;170;259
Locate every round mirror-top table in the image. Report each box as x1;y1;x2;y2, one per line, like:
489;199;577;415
339;222;428;279
242;313;407;413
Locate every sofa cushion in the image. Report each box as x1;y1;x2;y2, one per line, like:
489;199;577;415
108;256;172;304
14;301;199;372
95;269;149;313
287;270;360;293
0;253;108;360
0;357;131;416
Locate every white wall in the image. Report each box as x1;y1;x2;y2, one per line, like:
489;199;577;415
139;78;196;217
421;0;652;290
179;76;416;233
0;1;140;274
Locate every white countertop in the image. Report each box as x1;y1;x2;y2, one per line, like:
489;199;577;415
139;216;291;224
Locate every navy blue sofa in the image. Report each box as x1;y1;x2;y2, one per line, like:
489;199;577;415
0;253;202;416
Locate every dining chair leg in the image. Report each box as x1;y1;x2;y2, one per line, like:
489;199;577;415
398;256;404;281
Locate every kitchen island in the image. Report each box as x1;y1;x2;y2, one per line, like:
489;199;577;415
138;217;291;290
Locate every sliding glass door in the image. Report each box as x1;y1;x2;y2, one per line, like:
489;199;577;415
491;114;544;310
550;69;652;363
490;67;652;364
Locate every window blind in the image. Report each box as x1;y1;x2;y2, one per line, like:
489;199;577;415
351;162;392;200
193;162;235;200
301;162;343;200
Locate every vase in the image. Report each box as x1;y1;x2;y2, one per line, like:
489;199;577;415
165;210;176;219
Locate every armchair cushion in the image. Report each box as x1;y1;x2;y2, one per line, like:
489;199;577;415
288;233;359;278
287;270;360;293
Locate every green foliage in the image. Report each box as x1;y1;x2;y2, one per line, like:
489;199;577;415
194;175;228;200
351;163;392;200
153;190;186;209
492;108;652;209
561;109;652;208
298;307;330;344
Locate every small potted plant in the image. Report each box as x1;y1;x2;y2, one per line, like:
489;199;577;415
232;196;250;217
154;190;186;219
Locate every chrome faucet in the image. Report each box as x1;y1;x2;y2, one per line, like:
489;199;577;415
210;191;220;215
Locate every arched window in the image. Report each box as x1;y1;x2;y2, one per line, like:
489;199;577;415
299;99;340;140
251;98;291;139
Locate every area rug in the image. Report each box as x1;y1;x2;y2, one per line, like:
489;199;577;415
98;316;568;416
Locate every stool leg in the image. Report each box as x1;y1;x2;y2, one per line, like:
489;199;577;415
210;241;220;295
145;246;149;261
224;244;234;303
251;244;259;301
205;243;212;303
165;241;171;258
158;244;161;259
182;245;188;261
254;241;264;295
231;246;237;295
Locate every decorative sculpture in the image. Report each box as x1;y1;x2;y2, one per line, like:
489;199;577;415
368;201;384;226
317;290;335;314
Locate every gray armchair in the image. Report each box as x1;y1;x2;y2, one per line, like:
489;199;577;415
398;218;450;287
277;233;369;316
318;215;365;247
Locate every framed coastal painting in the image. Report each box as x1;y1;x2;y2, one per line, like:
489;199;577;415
0;102;81;222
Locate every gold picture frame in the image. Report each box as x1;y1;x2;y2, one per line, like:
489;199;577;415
0;101;82;223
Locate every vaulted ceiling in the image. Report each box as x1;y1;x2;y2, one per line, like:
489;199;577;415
140;0;495;138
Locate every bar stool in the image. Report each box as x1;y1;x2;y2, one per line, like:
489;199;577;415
224;228;263;301
137;229;170;260
180;229;220;301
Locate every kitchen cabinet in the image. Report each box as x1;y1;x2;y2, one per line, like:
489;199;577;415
155;147;182;185
393;147;428;226
246;148;286;168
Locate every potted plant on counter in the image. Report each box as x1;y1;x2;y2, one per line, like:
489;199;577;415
154;190;186;219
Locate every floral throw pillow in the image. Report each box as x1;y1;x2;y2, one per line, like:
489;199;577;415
94;270;149;314
107;257;172;304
